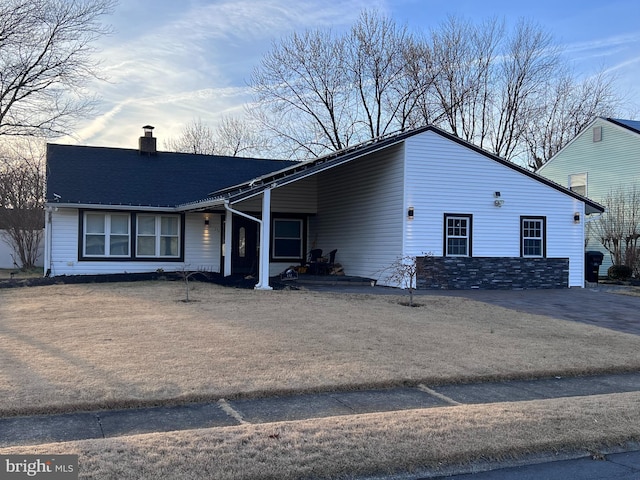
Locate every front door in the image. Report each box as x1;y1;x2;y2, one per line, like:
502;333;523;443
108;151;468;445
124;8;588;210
231;215;259;275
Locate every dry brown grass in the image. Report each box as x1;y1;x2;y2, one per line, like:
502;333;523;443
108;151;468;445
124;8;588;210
0;268;41;279
1;281;640;416
1;393;638;479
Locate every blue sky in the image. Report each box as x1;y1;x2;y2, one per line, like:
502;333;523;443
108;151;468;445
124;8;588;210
68;0;640;149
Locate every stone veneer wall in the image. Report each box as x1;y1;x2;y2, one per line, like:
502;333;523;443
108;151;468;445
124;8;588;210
416;256;569;290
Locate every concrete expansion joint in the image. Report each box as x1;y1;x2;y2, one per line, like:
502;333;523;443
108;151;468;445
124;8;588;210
217;398;249;425
417;384;462;406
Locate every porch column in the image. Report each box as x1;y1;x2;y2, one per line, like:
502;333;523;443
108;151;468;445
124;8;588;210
255;188;273;290
223;208;232;277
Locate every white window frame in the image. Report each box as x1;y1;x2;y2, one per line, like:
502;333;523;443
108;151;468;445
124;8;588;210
83;212;131;258
445;214;471;257
521;217;545;258
272;218;304;260
136;214;181;258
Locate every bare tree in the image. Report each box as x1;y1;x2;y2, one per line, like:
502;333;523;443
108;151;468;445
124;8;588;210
346;10;418;137
165;116;271;158
215;115;271;157
250;10;621;166
592;186;640;273
164;118;217;155
0;142;45;269
251;9;424;158
378;255;423;306
0;0;116;139
526;72;620;170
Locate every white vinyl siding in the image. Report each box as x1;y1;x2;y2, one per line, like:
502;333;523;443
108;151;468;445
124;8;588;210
404;131;585;287
315;144;405;282
234;176;318;213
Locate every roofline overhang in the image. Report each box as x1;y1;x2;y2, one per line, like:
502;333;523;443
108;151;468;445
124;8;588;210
193;125;605;214
45;202;179;212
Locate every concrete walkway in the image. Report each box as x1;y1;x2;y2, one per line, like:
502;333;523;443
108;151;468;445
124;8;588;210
2;372;640;478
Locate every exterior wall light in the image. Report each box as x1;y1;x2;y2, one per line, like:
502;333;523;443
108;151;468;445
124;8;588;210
573;212;580;224
204;217;210;227
407;206;414;219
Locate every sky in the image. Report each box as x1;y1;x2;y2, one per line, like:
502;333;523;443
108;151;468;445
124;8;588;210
65;0;640;150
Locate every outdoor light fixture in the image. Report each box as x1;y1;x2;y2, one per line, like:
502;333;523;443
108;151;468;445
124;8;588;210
574;212;580;224
204;217;210;227
407;206;414;219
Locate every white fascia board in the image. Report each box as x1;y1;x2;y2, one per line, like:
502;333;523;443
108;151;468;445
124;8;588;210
45;203;177;211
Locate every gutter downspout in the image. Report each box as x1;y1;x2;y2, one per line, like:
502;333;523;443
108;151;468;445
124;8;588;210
223;193;272;290
44;207;53;277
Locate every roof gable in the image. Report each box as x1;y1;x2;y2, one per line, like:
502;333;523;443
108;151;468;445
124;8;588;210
539;117;640;174
46;144;296;207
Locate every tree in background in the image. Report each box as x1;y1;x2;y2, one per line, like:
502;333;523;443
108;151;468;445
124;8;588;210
0;0;116;139
164;118;217;155
251;11;427;158
526;72;620;171
592;186;640;276
0;142;45;269
249;10;622;167
164;116;272;158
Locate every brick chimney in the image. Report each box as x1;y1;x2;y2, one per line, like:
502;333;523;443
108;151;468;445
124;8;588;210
139;125;157;155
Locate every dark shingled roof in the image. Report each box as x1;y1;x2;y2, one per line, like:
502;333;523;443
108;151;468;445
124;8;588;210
46;144;297;207
608;118;640;134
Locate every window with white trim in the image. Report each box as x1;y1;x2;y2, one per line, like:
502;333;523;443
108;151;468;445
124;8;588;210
521;217;545;257
83;212;130;257
136;214;180;258
445;214;471;256
272;218;303;259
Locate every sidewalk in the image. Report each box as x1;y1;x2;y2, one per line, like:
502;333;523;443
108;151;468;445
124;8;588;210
2;372;640;478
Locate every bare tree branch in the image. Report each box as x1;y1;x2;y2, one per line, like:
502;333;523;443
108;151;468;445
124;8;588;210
0;0;116;138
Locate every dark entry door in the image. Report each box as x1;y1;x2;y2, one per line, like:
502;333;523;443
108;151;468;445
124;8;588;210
231;215;259;275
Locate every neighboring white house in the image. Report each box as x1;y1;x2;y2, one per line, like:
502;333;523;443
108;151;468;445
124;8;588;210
44;125;603;289
537;117;640;273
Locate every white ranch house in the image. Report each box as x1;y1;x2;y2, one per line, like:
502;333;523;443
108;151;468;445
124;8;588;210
44;126;603;289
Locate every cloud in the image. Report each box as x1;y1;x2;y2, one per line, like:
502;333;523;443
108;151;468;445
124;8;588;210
76;0;387;147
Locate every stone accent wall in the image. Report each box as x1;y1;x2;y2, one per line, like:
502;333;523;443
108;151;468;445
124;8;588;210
416;256;569;290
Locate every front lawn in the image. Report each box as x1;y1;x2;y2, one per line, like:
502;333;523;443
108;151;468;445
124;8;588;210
2;281;640;479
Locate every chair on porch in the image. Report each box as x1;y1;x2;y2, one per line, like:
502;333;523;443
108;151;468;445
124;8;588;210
307;249;323;275
317;249;337;275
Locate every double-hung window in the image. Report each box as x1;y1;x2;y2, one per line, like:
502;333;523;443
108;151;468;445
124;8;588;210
444;214;472;256
272;218;303;260
83;212;130;257
136;214;181;258
521;217;546;257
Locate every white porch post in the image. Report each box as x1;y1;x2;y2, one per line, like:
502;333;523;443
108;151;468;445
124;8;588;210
223;208;232;277
255;188;273;290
